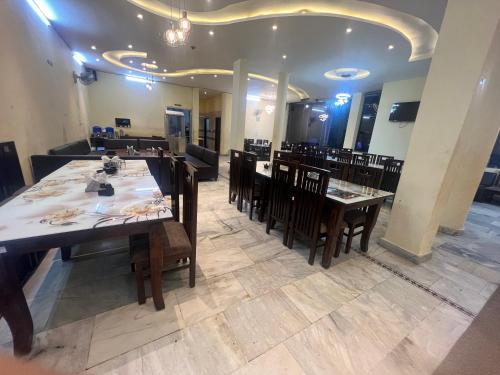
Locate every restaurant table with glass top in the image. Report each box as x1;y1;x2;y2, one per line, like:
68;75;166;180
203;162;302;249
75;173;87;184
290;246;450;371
0;160;172;356
255;161;393;268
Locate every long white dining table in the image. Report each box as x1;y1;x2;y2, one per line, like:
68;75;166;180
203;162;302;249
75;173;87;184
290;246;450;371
0;159;172;355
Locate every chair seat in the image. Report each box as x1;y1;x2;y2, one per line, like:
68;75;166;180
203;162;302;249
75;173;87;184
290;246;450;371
162;221;192;256
344;210;367;226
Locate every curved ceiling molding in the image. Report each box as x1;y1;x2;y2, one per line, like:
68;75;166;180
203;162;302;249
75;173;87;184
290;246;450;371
324;68;370;80
102;50;310;99
127;0;438;61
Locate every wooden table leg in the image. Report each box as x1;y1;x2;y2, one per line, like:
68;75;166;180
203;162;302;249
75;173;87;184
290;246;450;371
360;203;382;252
60;246;71;261
0;256;33;356
258;178;270;223
149;224;165;310
321;206;344;269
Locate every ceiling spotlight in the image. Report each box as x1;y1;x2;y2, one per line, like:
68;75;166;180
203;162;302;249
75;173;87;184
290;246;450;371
142;67;146;71
128;44;133;49
96;58;100;62
213;74;218;78
129;60;133;64
272;25;278;31
204;91;207;95
388;44;394;50
137;13;143;20
247;77;250;81
91;45;96;50
162;77;166;80
152;60;156;64
163;69;167;72
209;30;214;36
346;28;352;34
282;54;287;59
305;104;310;108
190;76;194;80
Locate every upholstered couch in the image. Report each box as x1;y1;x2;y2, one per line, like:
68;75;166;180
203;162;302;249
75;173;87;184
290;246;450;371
183;144;219;181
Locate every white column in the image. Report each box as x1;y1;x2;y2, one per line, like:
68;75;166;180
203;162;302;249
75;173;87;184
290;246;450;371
230;59;248;151
191;88;199;145
439;25;500;234
343;92;363;149
379;0;500;262
271;71;289;156
220;93;233;155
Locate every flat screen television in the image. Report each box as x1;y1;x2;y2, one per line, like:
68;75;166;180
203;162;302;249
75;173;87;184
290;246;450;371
389;101;420;122
115;118;131;127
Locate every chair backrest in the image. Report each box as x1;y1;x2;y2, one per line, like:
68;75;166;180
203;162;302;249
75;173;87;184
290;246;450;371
256;139;263;145
247;138;254;145
168;154;183;221
383;158;404;173
229;149;243;197
241;151;258;204
303;153;326;168
352;154;369;166
268;159;297;223
337;151;352;164
92;126;102;134
349;165;384;189
292;164;330;238
381;159;404;192
376;155;394;165
325;160;350;181
341;148;353;153
182;162;199;249
363;153;377;164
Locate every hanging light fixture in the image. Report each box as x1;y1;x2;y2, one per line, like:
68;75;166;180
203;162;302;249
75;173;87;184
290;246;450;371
163;1;190;47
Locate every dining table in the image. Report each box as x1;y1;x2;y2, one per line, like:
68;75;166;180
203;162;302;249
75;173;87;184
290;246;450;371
0;159;172;355
255;161;393;268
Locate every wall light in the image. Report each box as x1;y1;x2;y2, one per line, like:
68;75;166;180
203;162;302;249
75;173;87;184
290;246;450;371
27;0;54;26
72;52;85;66
126;75;149;84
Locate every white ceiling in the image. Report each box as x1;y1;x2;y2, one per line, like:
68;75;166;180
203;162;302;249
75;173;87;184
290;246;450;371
46;0;448;100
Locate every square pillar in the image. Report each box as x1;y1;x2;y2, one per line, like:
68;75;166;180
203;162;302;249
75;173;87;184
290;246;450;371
230;59;248;151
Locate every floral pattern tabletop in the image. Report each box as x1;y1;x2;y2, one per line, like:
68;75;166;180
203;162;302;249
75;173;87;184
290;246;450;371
0;160;172;244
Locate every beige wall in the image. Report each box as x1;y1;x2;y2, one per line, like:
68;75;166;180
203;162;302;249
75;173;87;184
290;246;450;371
244;99;276;141
368;77;426;159
87;71;193;137
200;95;222;114
0;0;89;184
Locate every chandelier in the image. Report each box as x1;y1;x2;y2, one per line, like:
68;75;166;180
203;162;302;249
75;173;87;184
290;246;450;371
163;1;191;47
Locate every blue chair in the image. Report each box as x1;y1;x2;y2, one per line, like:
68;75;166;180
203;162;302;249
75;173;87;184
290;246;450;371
105;127;114;134
92;126;102;134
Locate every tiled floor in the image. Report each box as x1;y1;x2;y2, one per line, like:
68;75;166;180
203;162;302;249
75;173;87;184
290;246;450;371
1;158;499;374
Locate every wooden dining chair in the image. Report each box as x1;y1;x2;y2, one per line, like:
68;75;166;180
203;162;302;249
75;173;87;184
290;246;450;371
229;149;243;210
266;159;297;246
287;164;330;264
343;164;384;254
352;154;370;166
325;160;350;181
240;151;262;220
341;148;353;153
168;155;183;221
130;162;199;304
337;151;353;164
363;153;377;165
376;155;394;166
381;159;404;193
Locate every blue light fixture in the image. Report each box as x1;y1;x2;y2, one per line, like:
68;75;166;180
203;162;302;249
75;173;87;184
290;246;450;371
26;0;55;26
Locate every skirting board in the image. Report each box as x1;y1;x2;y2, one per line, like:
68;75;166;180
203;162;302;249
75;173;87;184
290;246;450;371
378;237;432;264
438;225;464;236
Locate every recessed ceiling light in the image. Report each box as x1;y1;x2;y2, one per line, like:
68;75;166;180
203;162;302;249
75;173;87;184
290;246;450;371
162;77;166;80
282;54;287;59
190;76;194;79
213;74;218;78
305;104;310;108
163;69;167;72
388;44;394;50
272;25;278;31
142;67;146;70
204;91;207;95
128;70;132;73
137;13;143;20
247;77;250;81
128;44;133;49
91;45;96;50
346;28;352;34
96;58;100;62
209;30;214;36
129;60;133;64
152;60;156;64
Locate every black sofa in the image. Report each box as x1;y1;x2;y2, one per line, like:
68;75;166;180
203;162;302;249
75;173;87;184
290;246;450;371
49;139;91;155
184;144;219;181
102;138;169;150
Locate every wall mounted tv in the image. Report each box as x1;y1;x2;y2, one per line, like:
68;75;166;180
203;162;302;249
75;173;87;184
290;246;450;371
389;101;420;122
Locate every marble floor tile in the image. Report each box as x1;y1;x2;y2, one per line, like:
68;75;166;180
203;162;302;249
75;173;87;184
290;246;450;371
88;314;245;375
175;273;249;326
240;238;288;262
87;293;184;368
323;256;392;294
210;229;262;250
24;318;94;375
224;290;309;361
232;344;305;375
371;276;441;321
233;262;291;298
281;272;359;323
197;246;254;279
430;277;489;314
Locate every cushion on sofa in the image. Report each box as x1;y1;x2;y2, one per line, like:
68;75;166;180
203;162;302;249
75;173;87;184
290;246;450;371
184;154;211;169
48;139;90;155
202;148;218;167
186;144;205;160
103;138;138;149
